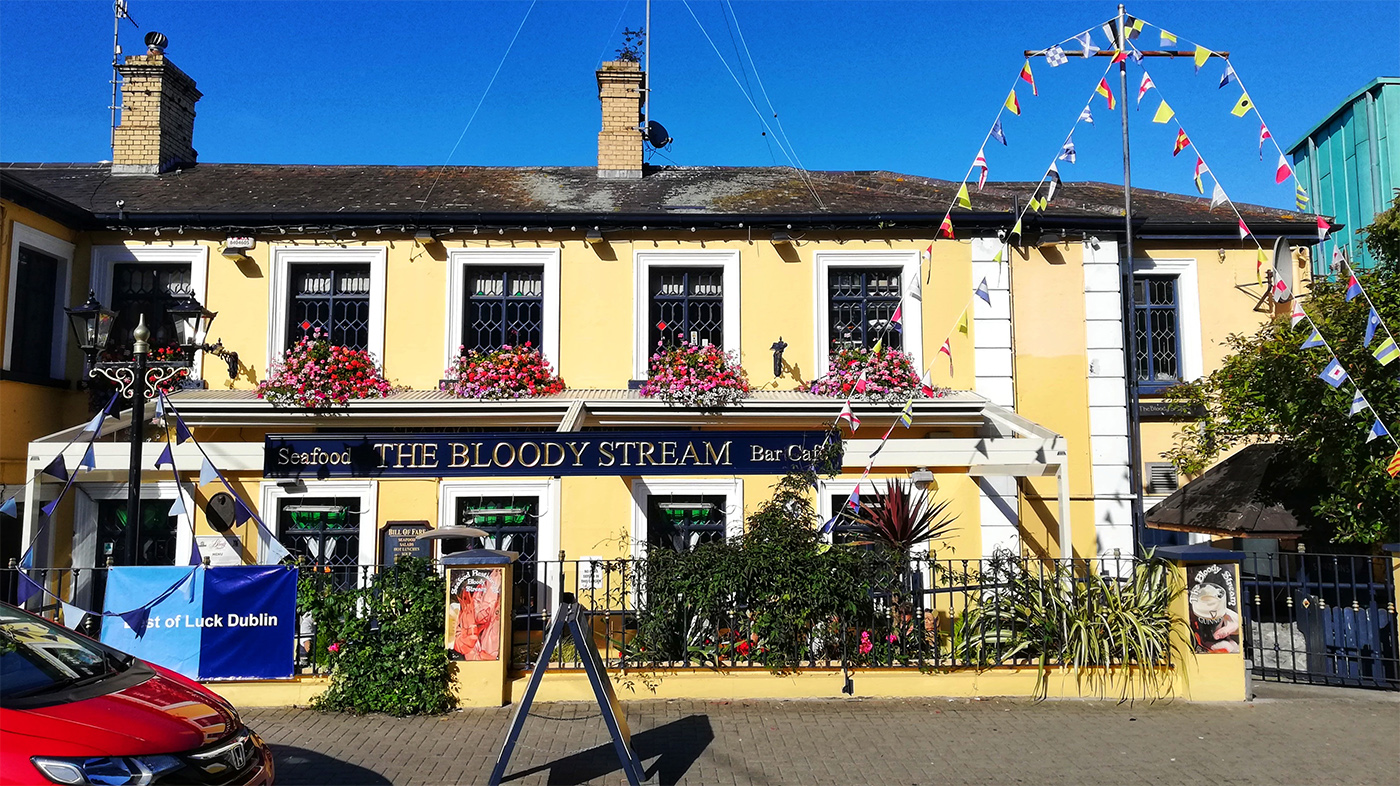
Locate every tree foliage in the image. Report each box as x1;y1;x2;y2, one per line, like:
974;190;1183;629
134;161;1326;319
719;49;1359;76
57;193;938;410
1164;197;1400;545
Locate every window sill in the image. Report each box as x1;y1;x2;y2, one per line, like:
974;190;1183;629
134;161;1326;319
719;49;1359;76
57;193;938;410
0;369;73;389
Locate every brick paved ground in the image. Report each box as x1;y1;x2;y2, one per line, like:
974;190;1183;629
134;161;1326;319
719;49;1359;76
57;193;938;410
243;685;1399;786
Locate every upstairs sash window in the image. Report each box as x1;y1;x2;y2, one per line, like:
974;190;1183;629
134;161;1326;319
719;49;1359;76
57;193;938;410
649;267;724;350
828;267;903;352
463;267;545;351
288;264;372;350
1133;275;1182;391
110;262;193;351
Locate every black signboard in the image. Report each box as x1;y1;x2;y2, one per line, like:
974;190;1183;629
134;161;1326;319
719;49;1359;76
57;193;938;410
1138;400;1206;421
265;430;834;479
381;520;432;566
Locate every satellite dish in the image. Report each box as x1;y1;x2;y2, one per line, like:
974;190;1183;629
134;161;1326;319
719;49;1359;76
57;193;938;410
1272;235;1294;299
645;120;672;149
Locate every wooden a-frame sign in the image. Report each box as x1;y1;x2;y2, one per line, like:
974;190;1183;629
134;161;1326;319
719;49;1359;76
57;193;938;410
488;594;646;786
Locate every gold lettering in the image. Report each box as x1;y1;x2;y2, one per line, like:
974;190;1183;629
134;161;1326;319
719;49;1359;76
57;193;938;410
395;443;412;468
472;442;490;468
492;442;517;468
374;444;394;466
421;443;438;468
681;442;701;465
450;443;469;468
569;441;591;466
705;441;732;466
278;447;291;464
544;442;566;467
660;441;677;465
638;442;656;466
518;442;541;468
598;442;615;467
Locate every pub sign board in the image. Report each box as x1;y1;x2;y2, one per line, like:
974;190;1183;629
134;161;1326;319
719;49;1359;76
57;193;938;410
264;431;835;479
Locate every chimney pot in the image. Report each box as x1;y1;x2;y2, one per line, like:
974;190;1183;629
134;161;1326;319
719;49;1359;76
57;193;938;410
112;40;200;175
595;60;644;179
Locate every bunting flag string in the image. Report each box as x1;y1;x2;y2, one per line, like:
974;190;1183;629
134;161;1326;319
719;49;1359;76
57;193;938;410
1329;248;1400;362
1289;303;1399;451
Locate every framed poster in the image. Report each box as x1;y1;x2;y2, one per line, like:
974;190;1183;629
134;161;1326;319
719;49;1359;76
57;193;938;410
446;567;504;662
1187;563;1241;654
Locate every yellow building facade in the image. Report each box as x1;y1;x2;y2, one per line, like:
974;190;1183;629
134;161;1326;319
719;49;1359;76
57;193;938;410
1;52;1320;703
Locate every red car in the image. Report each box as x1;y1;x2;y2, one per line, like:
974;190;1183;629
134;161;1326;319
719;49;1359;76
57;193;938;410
0;601;274;785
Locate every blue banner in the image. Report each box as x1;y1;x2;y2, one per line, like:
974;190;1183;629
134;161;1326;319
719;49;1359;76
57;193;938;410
265;430;835;479
102;566;297;681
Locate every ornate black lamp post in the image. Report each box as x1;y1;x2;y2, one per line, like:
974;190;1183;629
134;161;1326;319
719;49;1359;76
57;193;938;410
65;293;222;566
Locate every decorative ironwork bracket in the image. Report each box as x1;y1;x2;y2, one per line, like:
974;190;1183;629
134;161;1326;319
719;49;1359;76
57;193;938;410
91;360;191;401
198;339;241;379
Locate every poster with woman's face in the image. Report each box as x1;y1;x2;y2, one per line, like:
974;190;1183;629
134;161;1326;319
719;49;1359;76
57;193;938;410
1188;563;1240;654
445;567;503;662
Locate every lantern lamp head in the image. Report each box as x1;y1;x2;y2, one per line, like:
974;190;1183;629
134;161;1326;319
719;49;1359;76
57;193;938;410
65;292;116;361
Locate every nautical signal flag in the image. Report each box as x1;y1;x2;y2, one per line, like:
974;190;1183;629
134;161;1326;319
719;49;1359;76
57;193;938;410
1388;448;1400;477
919;367;937;397
1005;89;1022;116
1345;275;1363;301
957;183;971;209
1273;278;1291;302
1045;45;1068;67
1193;157;1208;194
1058;138;1076;164
1096;79;1116;109
1257;248;1269;284
955;310;970;337
897;399;915;429
1373;336;1399;366
1296;185;1310;211
1219;63;1237;89
1010;218;1023;238
938;338;953;374
991;119;1007;146
890;305;904;333
1319;358;1348;388
1364;309;1381;347
1211;183;1228;209
1193;45;1212;72
838;400;860;431
1290;303;1307;328
1160;29;1177;46
1300;329;1325;350
1351;391;1369;416
1075;32;1100;58
1173;129;1190;156
1138;73;1155;106
1275;154;1292;184
1317;215;1331;240
939;214;954;239
1367;419;1390;444
1079;104;1094;125
1111;50;1129;64
1238;219;1251;240
1153;100;1175;124
975;277;991;304
1020;61;1037;96
1258;124;1273;160
974;149;988;190
1231;92;1254;117
1047;162;1062;200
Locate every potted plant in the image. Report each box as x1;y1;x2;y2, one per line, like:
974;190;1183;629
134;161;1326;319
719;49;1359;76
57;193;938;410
440;343;565;399
257;329;394;408
811;346;941;402
639;341;751;409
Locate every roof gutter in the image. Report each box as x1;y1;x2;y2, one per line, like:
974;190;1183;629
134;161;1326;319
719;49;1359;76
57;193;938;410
0;173;99;228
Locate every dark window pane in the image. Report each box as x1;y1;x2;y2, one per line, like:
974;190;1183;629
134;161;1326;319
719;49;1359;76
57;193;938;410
454;496;540;629
828;493;879;550
11;246;59;376
288;264;371;350
110;263;193;351
646;495;727;552
97;499;177;567
463;267;545;352
648;268;724;351
1133;275;1181;386
828;267;903;352
278;496;362;590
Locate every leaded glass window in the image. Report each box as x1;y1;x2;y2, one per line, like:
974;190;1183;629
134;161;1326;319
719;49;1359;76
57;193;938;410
110;263;193;351
288;265;371;350
649;268;724;350
454;497;539;629
828;268;903;352
827;493;876;549
97;499;177;567
1133;276;1181;390
463;267;544;351
646;495;726;552
277;497;361;590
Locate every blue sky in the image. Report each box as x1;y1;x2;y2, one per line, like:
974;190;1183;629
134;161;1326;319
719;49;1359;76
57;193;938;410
1;1;1396;210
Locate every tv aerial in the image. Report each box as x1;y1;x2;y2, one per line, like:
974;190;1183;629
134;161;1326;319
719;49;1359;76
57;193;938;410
644;120;672;150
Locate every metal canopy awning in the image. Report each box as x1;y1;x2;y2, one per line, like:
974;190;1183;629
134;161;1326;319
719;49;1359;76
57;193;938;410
22;388;1073;559
1145;444;1309;539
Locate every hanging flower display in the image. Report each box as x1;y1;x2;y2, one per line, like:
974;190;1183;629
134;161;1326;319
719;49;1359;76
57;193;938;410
439;343;565;399
257;330;394;408
811;346;939;402
639;341;751;409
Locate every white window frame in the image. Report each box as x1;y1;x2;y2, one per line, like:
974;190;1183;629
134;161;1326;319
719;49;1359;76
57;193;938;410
444;248;560;370
258;479;379;570
633;250;741;378
90;244;210;380
629;477;744;558
268;247;387;365
71;481;198;607
1131;257;1203;383
813;250;923;377
5;224;75;379
438;478;561;609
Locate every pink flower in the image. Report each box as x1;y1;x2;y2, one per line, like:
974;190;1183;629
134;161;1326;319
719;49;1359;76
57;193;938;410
328;642;341;653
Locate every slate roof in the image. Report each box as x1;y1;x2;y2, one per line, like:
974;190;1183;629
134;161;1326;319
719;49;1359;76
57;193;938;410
1145;444;1310;538
0;163;1322;236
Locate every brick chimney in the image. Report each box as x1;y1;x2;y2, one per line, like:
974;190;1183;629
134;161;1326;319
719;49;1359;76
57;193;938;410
596;60;644;179
112;36;201;175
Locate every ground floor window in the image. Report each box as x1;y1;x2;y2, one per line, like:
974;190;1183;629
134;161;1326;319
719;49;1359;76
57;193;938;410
277;497;362;589
97;499;176;566
454;496;540;629
646;495;727;552
826;492;875;548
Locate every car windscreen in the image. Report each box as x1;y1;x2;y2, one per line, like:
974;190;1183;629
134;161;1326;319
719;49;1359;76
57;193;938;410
0;604;122;701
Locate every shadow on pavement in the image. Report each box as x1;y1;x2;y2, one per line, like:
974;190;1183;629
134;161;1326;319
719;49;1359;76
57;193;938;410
503;714;715;786
269;744;392;785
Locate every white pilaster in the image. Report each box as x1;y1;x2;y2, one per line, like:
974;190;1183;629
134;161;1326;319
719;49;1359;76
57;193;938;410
1082;238;1135;559
970;237;1018;558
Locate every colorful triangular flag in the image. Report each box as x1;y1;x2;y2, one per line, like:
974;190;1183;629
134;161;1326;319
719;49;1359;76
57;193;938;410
1300;329;1325;350
1318;358;1348;388
939;338;953;375
1193;157;1207;194
1075;31;1100;58
1152;100;1175;124
1351;391;1369;416
1046;162;1061;201
1079;104;1094;126
1211;183;1228;210
1160;29;1177;46
1290;303;1307;328
1367;419;1389;443
990;119;1006;146
1058;138;1076;164
1231;91;1254;117
1388;448;1400;478
81;412;103;433
1364;309;1381;347
1219;62;1236;89
169;493;187;518
1273;277;1291;302
919;367;936;397
1257;248;1269;284
1295;185;1310;211
1137;73;1155;106
838;400;860;431
1345;275;1362;301
1045;45;1068;67
890;304;904;333
78;444;96;472
175;417;193;445
1019;60;1037;96
1373;337;1399;366
955;310;970;336
956;183;971;209
1275;153;1292;184
60;601;86;630
1317;215;1331;240
975;277;991;304
0;496;16;518
1258;123;1273;160
1005;89;1021;116
1194;45;1212;72
1096;79;1116;110
897;398;915;428
154;444;173;470
939;214;954;239
42;455;68;482
189;536;203;567
1010;218;1022;239
199;457;219;487
119;606;153;639
973;148;988;190
1173;128;1190;156
1238;219;1251;240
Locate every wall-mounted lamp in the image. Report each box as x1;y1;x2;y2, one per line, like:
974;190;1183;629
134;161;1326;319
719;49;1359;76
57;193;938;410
221;235;255;261
1037;232;1063;248
770;337;788;377
910;467;936;491
772;231;794;246
414;229;437;246
1218;248;1228;263
1087;235;1100;250
586;229;605;245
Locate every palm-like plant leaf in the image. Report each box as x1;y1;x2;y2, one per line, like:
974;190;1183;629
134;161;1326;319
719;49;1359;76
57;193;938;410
850;479;958;553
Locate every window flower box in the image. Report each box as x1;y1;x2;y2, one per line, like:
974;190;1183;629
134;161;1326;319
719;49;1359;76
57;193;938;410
639;341;751;409
257;330;393;408
811;346;943;402
439;343;565;400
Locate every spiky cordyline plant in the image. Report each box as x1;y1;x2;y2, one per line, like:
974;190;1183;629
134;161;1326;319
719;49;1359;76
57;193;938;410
850;479;958;554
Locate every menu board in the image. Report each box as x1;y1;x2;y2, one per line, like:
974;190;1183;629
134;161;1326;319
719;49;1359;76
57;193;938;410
381;521;432;566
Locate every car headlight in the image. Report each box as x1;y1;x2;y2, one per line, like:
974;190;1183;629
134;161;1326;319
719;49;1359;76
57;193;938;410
31;755;182;786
